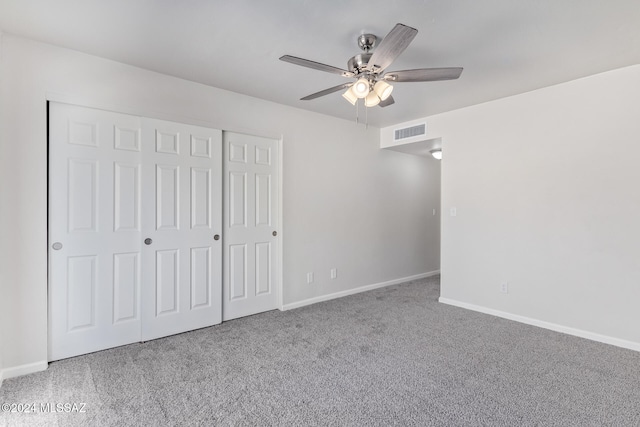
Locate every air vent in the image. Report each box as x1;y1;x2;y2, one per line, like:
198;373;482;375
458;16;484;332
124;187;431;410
394;123;426;141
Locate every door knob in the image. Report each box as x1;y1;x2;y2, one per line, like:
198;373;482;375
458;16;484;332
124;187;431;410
52;242;63;250
213;234;220;241
144;238;153;245
272;231;278;237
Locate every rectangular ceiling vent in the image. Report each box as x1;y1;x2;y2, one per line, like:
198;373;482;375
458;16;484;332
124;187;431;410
394;123;426;141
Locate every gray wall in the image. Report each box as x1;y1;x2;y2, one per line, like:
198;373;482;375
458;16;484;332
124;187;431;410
0;34;441;374
432;65;640;348
0;30;4;385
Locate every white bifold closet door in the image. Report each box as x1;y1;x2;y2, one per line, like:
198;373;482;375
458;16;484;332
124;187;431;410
223;132;280;321
140;118;222;341
49;103;222;360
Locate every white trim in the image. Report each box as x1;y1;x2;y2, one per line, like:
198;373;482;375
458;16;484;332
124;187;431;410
438;297;640;352
282;270;440;311
278;136;284;311
44;93;283;142
0;361;48;383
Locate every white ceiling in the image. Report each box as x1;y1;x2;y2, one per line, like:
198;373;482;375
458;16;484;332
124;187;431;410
1;0;639;127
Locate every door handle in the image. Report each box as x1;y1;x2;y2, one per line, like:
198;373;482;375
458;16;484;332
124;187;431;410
272;231;277;237
214;234;220;241
144;238;153;245
52;242;63;250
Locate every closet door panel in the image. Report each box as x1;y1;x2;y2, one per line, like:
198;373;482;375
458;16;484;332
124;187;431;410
141;118;222;341
223;132;280;321
50;103;223;360
49;103;143;361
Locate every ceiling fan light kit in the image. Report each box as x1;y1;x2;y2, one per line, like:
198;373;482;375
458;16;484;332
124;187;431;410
342;87;358;105
364;91;381;107
374;80;393;101
280;23;463;112
353;78;370;98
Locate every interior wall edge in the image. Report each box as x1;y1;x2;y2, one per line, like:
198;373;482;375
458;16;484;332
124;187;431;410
0;361;48;384
439;297;640;352
282;270;440;311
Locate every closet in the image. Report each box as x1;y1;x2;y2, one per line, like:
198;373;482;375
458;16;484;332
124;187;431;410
48;102;279;360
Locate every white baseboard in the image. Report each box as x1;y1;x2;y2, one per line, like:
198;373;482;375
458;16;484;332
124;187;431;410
282;270;440;311
0;361;48;386
439;297;640;353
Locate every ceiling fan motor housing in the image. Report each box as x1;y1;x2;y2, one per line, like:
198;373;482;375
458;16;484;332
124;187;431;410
348;33;377;74
357;33;377;51
348;53;373;74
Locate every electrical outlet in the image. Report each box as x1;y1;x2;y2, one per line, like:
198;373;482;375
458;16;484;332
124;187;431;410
307;272;314;284
500;282;509;294
330;268;337;279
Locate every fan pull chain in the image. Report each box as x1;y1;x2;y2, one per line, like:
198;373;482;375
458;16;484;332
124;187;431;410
365;103;368;129
356;99;359;125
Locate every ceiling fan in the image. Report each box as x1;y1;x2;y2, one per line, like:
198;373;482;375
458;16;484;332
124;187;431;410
280;23;463;108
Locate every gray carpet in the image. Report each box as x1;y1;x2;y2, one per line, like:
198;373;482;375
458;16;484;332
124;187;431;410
1;275;640;426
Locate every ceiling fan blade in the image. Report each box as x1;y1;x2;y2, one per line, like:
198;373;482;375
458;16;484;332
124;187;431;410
384;67;463;82
367;23;418;73
280;55;354;77
300;82;353;101
379;95;395;108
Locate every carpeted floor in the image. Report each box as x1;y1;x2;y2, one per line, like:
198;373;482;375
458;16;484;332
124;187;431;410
1;275;640;426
